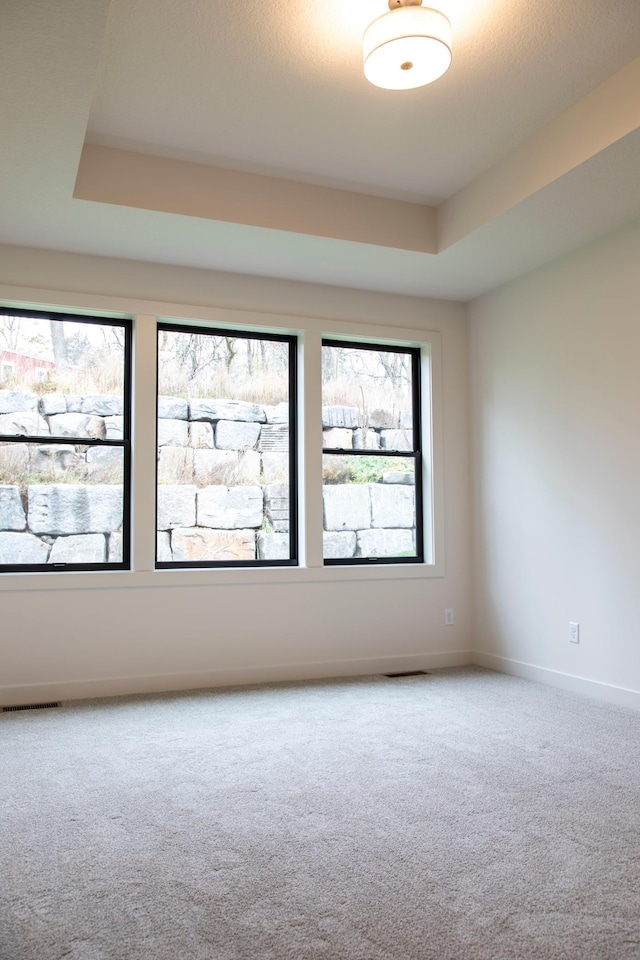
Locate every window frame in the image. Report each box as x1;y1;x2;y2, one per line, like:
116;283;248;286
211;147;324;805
154;321;299;570
0;293;444;586
321;338;424;566
0;308;132;574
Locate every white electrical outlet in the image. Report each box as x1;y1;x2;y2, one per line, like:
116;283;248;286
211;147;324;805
569;622;580;644
445;608;454;626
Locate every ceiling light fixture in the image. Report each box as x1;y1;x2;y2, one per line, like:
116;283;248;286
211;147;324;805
363;0;452;91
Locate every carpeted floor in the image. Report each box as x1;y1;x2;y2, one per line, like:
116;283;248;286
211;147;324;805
1;666;639;960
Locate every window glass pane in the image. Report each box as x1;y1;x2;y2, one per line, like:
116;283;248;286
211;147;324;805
0;444;124;566
0;315;126;439
322;344;413;449
157;329;293;564
322;455;417;560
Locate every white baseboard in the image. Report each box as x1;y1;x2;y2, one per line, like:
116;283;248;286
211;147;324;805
474;650;640;713
0;649;474;706
9;651;636;713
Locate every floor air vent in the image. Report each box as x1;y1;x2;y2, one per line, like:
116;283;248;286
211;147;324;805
383;670;430;678
3;702;60;712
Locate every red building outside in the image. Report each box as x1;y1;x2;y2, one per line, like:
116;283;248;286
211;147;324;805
0;350;56;384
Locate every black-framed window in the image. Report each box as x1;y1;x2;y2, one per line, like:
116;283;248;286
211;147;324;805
155;324;298;568
0;309;132;572
322;339;423;564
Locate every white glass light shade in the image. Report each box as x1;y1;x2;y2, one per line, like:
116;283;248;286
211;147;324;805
363;6;452;90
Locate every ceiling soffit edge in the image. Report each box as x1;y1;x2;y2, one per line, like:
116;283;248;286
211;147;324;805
437;56;640;250
73;55;640;262
74;145;438;255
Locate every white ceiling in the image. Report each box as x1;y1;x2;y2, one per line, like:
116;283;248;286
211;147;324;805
1;0;640;300
88;0;640;200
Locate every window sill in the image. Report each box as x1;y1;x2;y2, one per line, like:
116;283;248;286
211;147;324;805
0;561;444;592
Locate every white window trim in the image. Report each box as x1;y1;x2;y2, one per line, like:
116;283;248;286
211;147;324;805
0;293;445;592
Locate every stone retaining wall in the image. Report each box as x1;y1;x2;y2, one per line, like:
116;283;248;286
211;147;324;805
0;390;417;563
0;389;127;563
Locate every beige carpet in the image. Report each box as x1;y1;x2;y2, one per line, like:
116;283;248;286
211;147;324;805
1;667;639;959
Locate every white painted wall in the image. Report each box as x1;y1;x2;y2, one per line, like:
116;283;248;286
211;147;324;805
0;245;471;704
469;217;640;708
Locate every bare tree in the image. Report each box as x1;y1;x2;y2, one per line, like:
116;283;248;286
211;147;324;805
49;320;68;374
224;337;237;371
173;332;224;380
0;315;21;351
378;351;410;388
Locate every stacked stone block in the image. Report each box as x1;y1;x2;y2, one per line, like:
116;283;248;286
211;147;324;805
321;405;413;450
322;476;416;558
0;483;123;564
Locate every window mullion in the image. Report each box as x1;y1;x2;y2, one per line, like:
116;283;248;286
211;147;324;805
300;330;324;568
132;314;158;572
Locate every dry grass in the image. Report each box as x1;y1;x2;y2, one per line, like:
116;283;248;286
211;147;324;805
157;450;288;489
321;378;410;416
4;354;125;398
158;367;288;406
0;444;122;487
